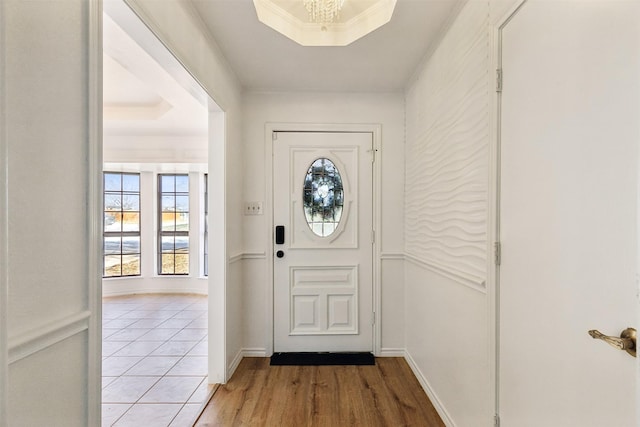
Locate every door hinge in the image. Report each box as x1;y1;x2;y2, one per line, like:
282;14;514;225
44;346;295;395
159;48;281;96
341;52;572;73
494;414;500;427
371;230;375;244
368;148;377;163
372;312;376;325
496;68;503;92
494;241;501;266
272;131;278;140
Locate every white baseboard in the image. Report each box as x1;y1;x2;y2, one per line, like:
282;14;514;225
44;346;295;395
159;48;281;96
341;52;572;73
227;348;268;380
378;348;406;357
227;350;244;380
102;288;208;297
241;348;269;357
404;350;456;427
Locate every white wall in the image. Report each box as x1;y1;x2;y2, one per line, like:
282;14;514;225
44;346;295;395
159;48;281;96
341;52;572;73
104;135;208;164
241;91;405;356
1;0;101;425
0;1;243;423
403;1;517;425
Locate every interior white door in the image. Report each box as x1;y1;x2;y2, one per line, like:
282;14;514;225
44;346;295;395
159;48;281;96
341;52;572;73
498;1;639;426
273;131;374;352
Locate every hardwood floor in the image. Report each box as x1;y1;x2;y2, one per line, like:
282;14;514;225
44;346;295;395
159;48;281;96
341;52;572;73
194;357;445;427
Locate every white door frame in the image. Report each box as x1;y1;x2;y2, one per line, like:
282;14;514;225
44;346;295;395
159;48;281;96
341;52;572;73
265;123;382;356
102;0;228;384
488;0;528;422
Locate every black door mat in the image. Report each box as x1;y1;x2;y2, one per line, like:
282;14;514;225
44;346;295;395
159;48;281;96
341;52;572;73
270;352;375;366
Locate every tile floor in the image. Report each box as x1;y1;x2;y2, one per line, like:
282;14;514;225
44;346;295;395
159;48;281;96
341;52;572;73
102;294;212;427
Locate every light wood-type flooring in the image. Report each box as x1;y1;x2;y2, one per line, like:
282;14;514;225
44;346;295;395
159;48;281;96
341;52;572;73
195;357;445;427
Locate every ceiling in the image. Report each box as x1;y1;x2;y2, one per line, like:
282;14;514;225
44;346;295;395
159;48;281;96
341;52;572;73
101;0;459;150
190;0;460;92
103;8;208;139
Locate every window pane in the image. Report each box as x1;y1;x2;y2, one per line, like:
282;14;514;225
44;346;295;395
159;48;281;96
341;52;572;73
158;174;189;275
175;236;189;253
105;193;121;211
161;195;175;211
122;194;139;211
323;222;336;235
104;173;121;191
175;254;189;274
175;175;189;193
175;195;189;212
122;212;140;232
122;174;139;192
104;236;121;255
121;254;140;276
161;213;175;231
104;212;121;232
161;175;175;192
122;236;140;254
176;213;189;232
161;254;175;274
104;255;122;277
103;172;141;278
161;236;175;253
303;158;344;237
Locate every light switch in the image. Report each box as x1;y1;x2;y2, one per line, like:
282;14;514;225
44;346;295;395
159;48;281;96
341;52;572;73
244;201;263;215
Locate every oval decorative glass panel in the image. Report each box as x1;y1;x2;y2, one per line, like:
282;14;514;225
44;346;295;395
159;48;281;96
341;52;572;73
303;158;344;237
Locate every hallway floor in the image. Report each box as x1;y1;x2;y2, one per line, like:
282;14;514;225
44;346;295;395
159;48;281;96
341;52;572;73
195;357;445;426
102;294;213;427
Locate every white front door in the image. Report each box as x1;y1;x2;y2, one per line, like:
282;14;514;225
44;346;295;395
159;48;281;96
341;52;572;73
498;1;638;426
273;131;374;352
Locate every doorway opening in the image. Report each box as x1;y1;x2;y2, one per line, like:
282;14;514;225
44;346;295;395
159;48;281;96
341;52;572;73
101;1;225;425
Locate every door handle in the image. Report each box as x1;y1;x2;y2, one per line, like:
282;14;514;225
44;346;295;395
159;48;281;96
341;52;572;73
588;327;636;357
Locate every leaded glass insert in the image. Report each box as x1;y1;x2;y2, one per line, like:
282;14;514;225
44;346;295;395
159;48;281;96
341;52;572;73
303;158;344;237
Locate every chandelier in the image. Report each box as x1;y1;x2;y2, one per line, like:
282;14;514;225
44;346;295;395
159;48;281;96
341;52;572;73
303;0;345;24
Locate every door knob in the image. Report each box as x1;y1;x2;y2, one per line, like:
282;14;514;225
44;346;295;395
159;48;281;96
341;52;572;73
588;327;636;357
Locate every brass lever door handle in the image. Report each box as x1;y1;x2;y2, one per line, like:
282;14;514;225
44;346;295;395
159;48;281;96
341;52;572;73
588;328;636;357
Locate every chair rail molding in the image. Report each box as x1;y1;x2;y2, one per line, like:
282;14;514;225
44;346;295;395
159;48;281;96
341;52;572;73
405;252;486;292
8;311;92;365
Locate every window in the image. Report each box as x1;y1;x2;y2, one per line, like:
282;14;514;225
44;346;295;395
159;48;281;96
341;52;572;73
103;172;141;277
203;173;208;277
303;158;344;237
158;174;189;275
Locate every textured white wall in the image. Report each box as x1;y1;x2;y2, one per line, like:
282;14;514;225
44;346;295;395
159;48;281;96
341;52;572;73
241;91;406;355
404;1;515;425
405;1;490;290
2;0;100;425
